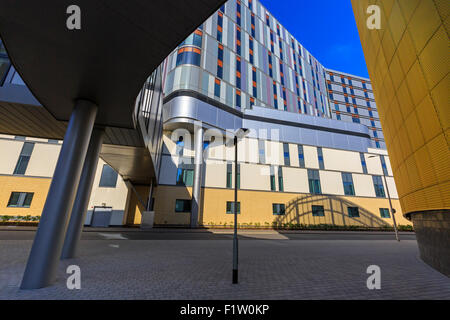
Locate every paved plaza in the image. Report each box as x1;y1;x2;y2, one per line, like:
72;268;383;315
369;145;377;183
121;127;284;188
0;228;449;300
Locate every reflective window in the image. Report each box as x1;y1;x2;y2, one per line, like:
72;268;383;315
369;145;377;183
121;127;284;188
272;203;285;215
372;175;386;197
278;166;284;192
379;208;390;218
297;145;305;168
99;164;118;188
360;153;368;174
13;142;34;175
283;143;290;166
175;199;191;212
226;201;241;214
348;207;359;217
317;147;324;170
312;205;324;216
308;169;321;194
7;192;34;208
342;172;355;196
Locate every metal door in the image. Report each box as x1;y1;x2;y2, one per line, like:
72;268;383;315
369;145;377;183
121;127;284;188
91;206;112;227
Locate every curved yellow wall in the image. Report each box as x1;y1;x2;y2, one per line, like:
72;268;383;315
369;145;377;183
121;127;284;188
351;0;449;215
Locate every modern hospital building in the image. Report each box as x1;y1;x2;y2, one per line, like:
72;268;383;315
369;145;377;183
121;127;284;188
0;0;412;228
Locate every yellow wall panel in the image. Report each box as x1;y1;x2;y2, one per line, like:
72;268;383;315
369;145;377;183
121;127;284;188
418;26;449;90
405;61;429;106
353;0;449;215
154;186;412;227
0;175;51;216
407;0;441;52
415;94;442;142
398;0;420;24
430;72;450;130
427;133;450;183
388;1;406;45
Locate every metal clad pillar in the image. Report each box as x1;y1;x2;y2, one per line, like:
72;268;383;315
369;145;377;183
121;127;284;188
21;100;97;289
191;124;204;228
61;127;105;260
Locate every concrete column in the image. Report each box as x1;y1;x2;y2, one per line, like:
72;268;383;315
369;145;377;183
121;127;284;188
190;125;204;228
61;127;105;260
21;100;97;289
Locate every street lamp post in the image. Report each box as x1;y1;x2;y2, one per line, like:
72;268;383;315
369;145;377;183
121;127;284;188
233;128;249;284
369;154;400;241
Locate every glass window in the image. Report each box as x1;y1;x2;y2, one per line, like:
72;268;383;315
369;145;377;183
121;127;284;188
226;163;239;189
283;143;290;166
308;169;321;194
272;203;286;215
175;199;191;212
13;142;35;175
360;153;368;174
99;164;118;187
348;207;359;217
214;78;221;97
380;155;388;175
7;192;34;208
270;166;276;191
7;192;20;207
342;172;355;196
226;201;241;214
379;208;390;218
298;145;305;168
179;31;202;48
278;166;284;192
372;175;386;197
317;147;324;170
312;205;324;216
226;163;232;189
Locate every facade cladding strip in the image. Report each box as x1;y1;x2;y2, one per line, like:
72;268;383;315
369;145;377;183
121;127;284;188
164;90;371;139
162;0;384;150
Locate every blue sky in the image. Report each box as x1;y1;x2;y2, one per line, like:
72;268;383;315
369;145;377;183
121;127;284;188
261;0;369;78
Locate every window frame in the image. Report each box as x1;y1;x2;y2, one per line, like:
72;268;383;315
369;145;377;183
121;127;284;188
7;192;34;208
272;203;286;215
175;199;191;213
312;205;325;217
98;164;118;188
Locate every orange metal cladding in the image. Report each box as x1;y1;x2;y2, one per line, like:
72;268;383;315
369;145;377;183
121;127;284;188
177;47;201;54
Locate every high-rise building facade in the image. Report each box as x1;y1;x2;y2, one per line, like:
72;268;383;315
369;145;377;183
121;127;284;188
124;0;411;228
0;0;413;231
351;0;449;275
325;69;385;149
163;1;331;118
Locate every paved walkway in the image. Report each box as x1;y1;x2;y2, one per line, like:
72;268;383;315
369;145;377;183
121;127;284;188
0;230;449;299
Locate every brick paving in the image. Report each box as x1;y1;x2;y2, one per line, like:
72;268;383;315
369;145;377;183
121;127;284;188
0;232;449;299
